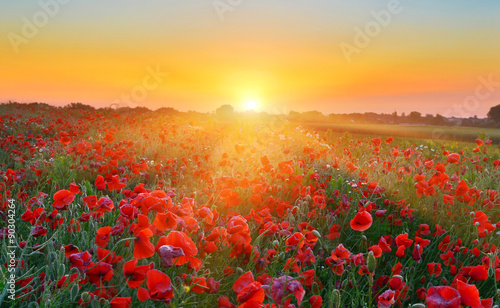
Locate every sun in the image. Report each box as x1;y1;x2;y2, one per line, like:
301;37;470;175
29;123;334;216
246;100;258;111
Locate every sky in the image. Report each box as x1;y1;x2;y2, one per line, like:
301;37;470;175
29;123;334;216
1;0;500;117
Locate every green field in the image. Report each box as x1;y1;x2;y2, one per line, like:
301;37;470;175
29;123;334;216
302;122;500;143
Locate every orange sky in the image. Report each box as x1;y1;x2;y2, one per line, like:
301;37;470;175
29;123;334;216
1;1;500;116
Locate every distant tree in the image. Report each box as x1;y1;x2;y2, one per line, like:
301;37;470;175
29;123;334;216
157;107;180;116
487;104;500;122
434;114;446;125
391;111;398;124
424;114;434;124
215;105;235;120
133;106;152;113
303;110;324;117
65;102;95;111
216;104;234;115
408;111;422;123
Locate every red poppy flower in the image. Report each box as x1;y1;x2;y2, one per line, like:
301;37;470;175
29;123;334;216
325;224;341;240
95;175;106;190
369;245;382;258
456;280;481;307
59;131;71;145
83;195;97;209
309;295;322;308
270;275;305;306
160;231;201;269
52;190;75;210
86;262;114;285
104;133;115;143
233;271;255;293
182;274;208;293
350;211;373;231
426;286;460;308
427;263;442;277
123;259;154;288
153;212;178;232
95;226;113;248
110;297;131;308
108;175;126;191
260;156;270;166
447;153;460;164
473;211;495;237
330;244;351;261
69;182;80;195
207;277;220;294
96;247;123;264
31;225;47;237
468;265;488;281
218;296;236;308
137;269;174;302
68;251;92;271
64;244;80;257
233;272;265;305
57;273;78;289
395;233;413;248
134;228;155;259
455;180;469;196
285;232;305;252
119;203;138;219
378;289;395;308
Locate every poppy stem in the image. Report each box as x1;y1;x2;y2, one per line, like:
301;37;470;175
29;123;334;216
368;273;374;307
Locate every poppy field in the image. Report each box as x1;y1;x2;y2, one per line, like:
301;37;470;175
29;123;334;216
1;103;500;308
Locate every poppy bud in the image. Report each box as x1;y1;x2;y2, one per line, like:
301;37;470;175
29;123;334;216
306;195;312;203
312;230;321;238
81;292;91;303
312;282;320;294
367;251;376;273
411;304;426;308
362;235;368;242
56;213;62;220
